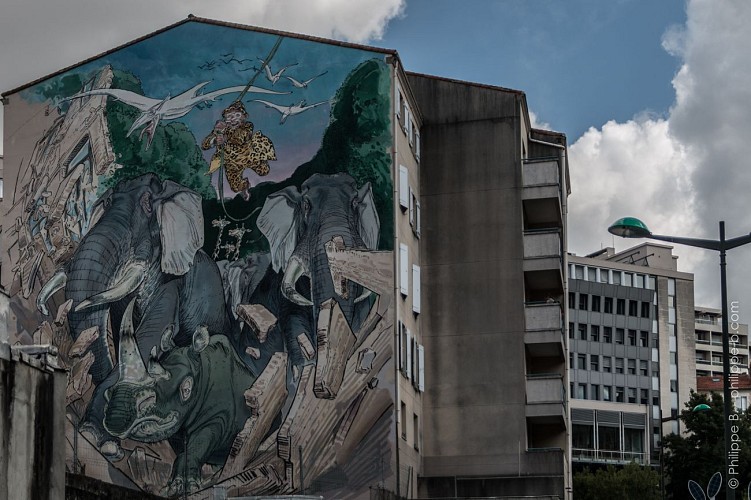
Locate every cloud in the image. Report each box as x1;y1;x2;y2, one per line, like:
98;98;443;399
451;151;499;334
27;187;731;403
529;110;552;131
569;0;751;311
0;0;405;155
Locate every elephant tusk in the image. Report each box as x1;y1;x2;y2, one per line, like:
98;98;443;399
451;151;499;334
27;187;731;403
118;298;153;385
75;261;147;312
37;269;67;316
354;289;373;304
281;256;313;307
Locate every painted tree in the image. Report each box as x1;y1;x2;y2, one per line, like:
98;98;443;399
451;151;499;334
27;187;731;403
663;390;751;499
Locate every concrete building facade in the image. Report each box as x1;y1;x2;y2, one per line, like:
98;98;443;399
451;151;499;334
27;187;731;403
694;306;749;377
2;17;571;499
408;74;570;498
568;243;695;469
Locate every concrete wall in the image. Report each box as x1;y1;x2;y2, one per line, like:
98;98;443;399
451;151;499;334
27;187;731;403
407;74;533;482
2;19;396;499
0;352;67;500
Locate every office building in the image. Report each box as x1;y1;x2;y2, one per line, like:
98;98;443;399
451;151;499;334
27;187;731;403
1;16;570;499
568;243;695;468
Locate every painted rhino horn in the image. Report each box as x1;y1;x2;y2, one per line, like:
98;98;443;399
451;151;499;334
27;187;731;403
148;346;170;381
118;298;153;384
75;260;147;312
37;268;67;316
281;255;313;307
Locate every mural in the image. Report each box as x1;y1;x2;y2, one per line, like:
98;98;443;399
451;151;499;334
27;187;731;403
4;21;395;498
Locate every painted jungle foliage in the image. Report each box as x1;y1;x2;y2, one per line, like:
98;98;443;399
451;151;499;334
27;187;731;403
4;20;395;498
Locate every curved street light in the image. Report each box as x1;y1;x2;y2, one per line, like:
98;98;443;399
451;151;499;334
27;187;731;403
608;216;751;500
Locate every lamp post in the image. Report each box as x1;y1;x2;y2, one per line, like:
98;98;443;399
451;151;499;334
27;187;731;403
608;217;751;500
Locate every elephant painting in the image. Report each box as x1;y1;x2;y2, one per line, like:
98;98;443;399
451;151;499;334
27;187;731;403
257;172;380;344
36;173;233;457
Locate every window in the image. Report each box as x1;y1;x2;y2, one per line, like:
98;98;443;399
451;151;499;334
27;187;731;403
603;356;612;373
640;331;648;347
591;384;600;400
628;388;637;403
604;297;613;314
640;389;649;405
579;324;587;340
577;383;587;399
615;358;624;374
569;322;574;339
590;354;599;371
578;354;586;370
735;396;748;411
569;352;574;369
635;274;645;288
628;330;636;346
628;300;638;317
624;428;644;453
670;380;678;393
590;325;600;342
628;359;636;375
615;328;625;345
640;360;649;376
600;269;609;283
617;299;626;315
573;424;594;449
599;425;620;452
569;292;575;307
603;386;612;401
413;413;420;450
401;401;407;439
612;271;622;285
587;267;597;281
603;327;612;343
579;294;589;310
591;295;601;312
624;273;633;287
616;387;625;403
641;301;651;318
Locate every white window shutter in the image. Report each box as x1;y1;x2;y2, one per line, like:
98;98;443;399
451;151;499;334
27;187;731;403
404;105;411;134
418;344;425;392
400;244;409;296
399;165;408;208
395;82;401;119
409;119;415;146
406;329;412;380
415;200;421;237
412;265;421;314
397;321;403;371
415;131;421;162
409;187;415;227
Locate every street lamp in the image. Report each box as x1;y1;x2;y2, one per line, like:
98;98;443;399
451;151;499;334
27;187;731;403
608;217;751;500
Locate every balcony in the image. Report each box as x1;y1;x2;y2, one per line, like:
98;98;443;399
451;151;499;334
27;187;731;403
526;374;566;426
522;159;562;229
524;302;565;358
523;230;563;295
572;448;647;465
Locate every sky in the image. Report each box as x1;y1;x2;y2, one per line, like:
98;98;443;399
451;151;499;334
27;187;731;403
1;0;750;318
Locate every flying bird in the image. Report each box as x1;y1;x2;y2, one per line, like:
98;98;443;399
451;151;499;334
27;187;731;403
63;82;289;148
251;99;329;124
284;71;328;89
259;59;298;85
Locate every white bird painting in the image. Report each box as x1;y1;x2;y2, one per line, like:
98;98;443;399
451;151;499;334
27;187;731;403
63;82;289;148
251;99;330;124
284;71;328;89
259;59;298;85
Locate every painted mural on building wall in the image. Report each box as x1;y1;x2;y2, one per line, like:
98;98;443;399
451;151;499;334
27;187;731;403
3;21;395;498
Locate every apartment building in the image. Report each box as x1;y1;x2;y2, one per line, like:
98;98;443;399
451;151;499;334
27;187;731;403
695;306;749;377
568;243;695;469
1;16;570;499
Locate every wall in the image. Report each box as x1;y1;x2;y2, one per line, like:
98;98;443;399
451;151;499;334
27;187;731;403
2;20;395;499
407;74;531;482
0;352;67;500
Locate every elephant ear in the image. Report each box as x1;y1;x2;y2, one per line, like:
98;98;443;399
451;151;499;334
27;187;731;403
156;181;204;276
356;182;380;250
257;186;301;273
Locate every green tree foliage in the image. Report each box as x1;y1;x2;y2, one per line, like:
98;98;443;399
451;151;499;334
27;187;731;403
103;70;215;199
573;462;660;500
663;390;751;499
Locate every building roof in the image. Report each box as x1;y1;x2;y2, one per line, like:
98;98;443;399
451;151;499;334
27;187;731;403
697;374;751;391
3;15;399;97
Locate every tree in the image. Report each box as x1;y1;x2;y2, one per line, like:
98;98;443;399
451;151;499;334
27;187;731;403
573;462;660;500
663;390;751;499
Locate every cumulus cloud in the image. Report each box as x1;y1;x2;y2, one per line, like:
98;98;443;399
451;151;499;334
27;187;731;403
0;0;405;154
530;110;552;131
569;0;751;311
